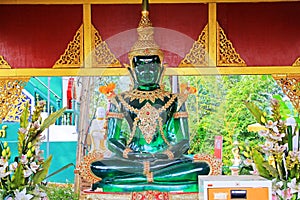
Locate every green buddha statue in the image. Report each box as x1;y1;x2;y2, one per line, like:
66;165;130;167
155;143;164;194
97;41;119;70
90;0;210;192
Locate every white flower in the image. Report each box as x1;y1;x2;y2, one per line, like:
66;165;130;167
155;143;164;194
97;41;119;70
30;162;40;173
258;129;269;137
243;158;253;166
272;179;283;196
266;121;279;133
261;140;274;152
269;132;285;141
287;178;300;197
272;143;286;154
14;188;33;200
24;169;33;178
20;154;28;164
9;162;18;171
0;161;11;178
18;128;27;134
33;121;40;129
32;185;48;198
0;157;6;166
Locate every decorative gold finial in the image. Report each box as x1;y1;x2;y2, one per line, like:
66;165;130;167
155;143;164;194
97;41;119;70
128;0;164;64
142;0;149;13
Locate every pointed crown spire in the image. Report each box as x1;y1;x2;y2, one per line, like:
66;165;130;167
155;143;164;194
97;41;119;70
128;0;164;64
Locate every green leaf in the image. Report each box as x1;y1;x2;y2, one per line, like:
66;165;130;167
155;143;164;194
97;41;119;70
45;163;75;179
262;162;278;179
273;95;291;120
252;149;272;179
20;102;30;129
244;101;265;124
11;163;25;190
32;155;52;185
39;107;66;133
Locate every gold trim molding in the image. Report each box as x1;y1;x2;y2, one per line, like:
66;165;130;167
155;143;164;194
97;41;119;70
0;55;11;69
75;151;103;184
272;74;300;112
0;77;29;123
92;25;121;67
180;25;208;67
82;191;198;200
53;25;84;68
217;22;246;67
292;57;300;66
1;0;299;4
179;22;246;67
53;24;121;68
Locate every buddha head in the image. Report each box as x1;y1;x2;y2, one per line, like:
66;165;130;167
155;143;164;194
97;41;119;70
127;0;164;90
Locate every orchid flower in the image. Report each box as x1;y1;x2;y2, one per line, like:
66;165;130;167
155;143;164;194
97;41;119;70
14;188;34;200
30;162;40;173
287;178;300;197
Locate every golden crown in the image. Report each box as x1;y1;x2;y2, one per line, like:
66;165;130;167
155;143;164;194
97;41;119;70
128;0;164;64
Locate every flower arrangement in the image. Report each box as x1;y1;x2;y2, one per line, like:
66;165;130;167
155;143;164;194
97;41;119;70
99;83;116;99
180;83;197;94
245;98;300;200
0;101;66;200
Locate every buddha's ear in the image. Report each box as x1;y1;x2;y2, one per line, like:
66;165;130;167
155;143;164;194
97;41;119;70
125;63;138;89
158;63;167;84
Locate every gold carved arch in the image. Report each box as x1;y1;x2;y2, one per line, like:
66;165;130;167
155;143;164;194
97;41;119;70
0;77;29;123
92;25;121;67
0;56;11;69
272;57;300;112
53;24;121;68
53;25;83;68
179;22;246;67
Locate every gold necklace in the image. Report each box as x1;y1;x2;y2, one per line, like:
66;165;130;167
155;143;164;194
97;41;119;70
118;94;177;145
123;88;171;104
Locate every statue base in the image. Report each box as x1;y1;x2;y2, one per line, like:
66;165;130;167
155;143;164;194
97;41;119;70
92;182;198;193
81;190;198;200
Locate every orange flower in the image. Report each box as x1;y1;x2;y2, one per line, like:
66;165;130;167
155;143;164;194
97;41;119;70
188;86;197;94
99;83;116;98
99;86;108;94
106;83;116;92
180;83;197;94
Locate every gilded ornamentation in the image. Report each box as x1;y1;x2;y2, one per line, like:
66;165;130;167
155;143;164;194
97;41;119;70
123;147;132;159
106;112;124;119
0;55;11;69
217;23;246;67
194;154;222;175
179;25;208;67
179;23;246;67
0;78;29;123
138;102;160;143
123;89;171;104
272;75;300;112
132;191;168;200
83;191;198;200
75;151;103;183
118;93;177;145
53;25;83;68
92;25;121;67
173;112;188;119
292;57;300;66
163;149;174;160
128;9;164;64
4;91;30;122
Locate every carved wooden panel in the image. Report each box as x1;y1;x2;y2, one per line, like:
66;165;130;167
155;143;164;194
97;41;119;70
273;75;300;112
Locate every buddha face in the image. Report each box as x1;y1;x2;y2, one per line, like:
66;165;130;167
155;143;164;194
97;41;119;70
133;55;162;87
